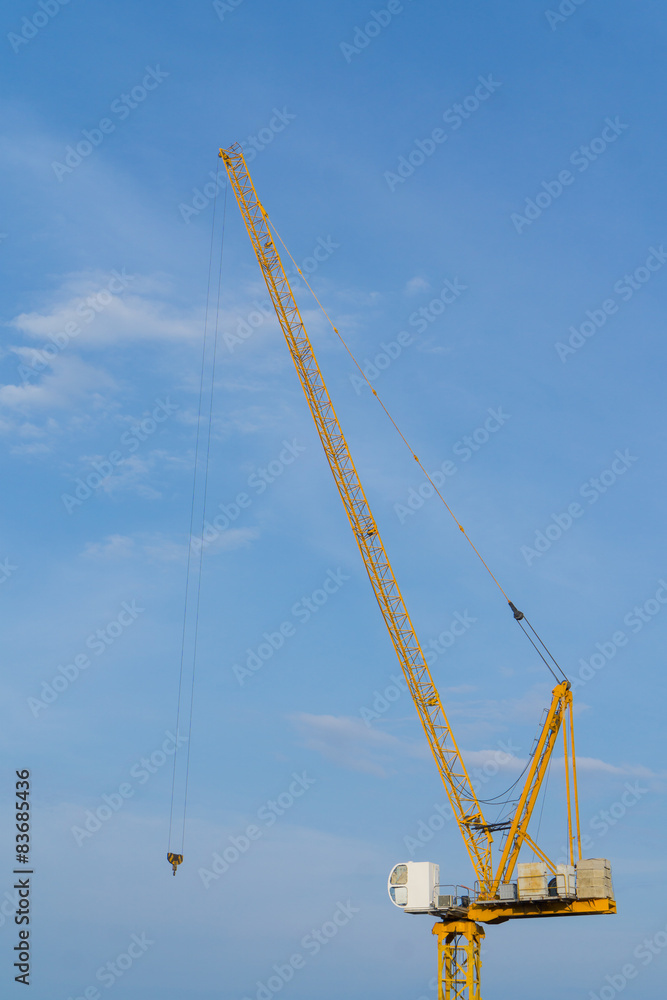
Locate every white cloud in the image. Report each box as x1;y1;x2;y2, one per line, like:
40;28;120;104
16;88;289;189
81;528;260;563
141;536;189;563
405;276;430;295
8;272;201;348
81;534;136;559
0;353;116;414
96;453;162;499
290;712;424;777
198;526;261;554
9;440;52;456
0;354;118;450
82;532;183;562
573;756;666;780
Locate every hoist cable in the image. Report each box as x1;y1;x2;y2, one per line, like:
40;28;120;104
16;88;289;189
168;159;224;863
180;184;228;852
265;213;567;682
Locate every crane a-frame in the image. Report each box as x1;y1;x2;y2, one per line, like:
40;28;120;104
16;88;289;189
218;144;616;999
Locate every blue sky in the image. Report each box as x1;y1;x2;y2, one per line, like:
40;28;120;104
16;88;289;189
1;1;666;997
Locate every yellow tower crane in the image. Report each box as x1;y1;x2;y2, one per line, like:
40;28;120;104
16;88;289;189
218;143;616;999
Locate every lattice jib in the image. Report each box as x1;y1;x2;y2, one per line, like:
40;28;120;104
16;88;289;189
221;144;495;892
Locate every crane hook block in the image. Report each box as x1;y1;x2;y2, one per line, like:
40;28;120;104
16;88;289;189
167;853;184;876
508;601;524;621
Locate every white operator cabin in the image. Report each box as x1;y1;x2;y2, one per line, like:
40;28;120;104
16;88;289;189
388;862;440;913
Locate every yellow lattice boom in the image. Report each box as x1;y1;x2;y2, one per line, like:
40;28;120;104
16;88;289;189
220;142;494;891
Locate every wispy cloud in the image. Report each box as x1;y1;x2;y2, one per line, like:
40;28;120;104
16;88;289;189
0;355;117;451
0;354;116;414
81;534;136;560
290;712;424;777
290;713;662;800
573;756;667;780
81;527;260;563
405;276;430;295
8;272;201;348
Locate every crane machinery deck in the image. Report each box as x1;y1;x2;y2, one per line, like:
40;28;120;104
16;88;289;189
214;143;617;999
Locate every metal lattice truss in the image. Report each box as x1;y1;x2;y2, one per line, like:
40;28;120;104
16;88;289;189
220;143;494;891
490;681;574;897
434;921;484;1000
